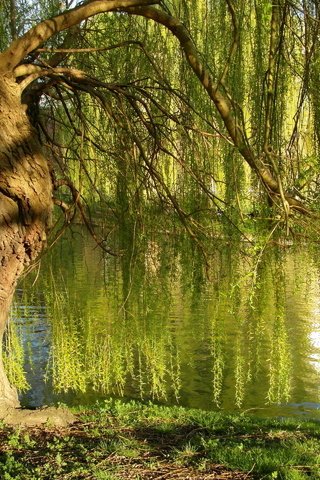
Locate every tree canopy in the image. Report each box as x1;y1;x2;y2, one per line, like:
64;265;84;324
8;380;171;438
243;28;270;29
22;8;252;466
1;0;320;248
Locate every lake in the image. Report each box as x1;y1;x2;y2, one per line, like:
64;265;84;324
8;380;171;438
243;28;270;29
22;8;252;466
10;224;320;418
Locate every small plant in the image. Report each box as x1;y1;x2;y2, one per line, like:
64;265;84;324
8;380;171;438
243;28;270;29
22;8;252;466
0;400;319;478
174;442;199;465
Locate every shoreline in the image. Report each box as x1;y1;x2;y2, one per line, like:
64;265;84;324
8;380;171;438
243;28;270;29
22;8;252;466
0;399;319;479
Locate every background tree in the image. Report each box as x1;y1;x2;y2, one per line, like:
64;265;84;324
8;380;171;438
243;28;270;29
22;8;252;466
0;0;319;412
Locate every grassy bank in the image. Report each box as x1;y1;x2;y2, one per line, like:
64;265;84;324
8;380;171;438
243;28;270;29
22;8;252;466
0;400;319;479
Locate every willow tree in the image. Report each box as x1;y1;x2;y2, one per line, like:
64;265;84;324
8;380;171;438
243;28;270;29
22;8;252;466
0;0;318;410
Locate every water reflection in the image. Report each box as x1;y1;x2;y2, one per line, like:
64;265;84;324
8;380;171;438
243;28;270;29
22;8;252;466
9;227;320;417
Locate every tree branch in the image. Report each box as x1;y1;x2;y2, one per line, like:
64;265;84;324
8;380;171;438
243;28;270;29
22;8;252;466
125;5;309;213
0;0;159;73
18;67;87;91
124;6;279;189
34;40;145;54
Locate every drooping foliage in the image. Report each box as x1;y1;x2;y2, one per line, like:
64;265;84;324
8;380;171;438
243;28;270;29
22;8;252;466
1;0;320;246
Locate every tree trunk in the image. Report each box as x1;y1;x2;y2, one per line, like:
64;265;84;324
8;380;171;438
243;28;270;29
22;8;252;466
0;75;53;408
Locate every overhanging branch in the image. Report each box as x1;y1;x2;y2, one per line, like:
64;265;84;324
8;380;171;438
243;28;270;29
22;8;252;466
124;5;309;213
0;0;159;73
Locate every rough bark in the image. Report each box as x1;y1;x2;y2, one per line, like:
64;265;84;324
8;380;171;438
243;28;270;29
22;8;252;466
0;74;53;407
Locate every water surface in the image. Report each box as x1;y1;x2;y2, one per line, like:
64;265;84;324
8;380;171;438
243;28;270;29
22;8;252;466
11;227;320;418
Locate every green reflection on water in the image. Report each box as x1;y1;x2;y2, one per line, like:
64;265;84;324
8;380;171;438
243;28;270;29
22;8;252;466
10;227;320;415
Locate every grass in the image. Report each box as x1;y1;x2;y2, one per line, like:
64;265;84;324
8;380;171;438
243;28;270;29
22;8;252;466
0;399;319;479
